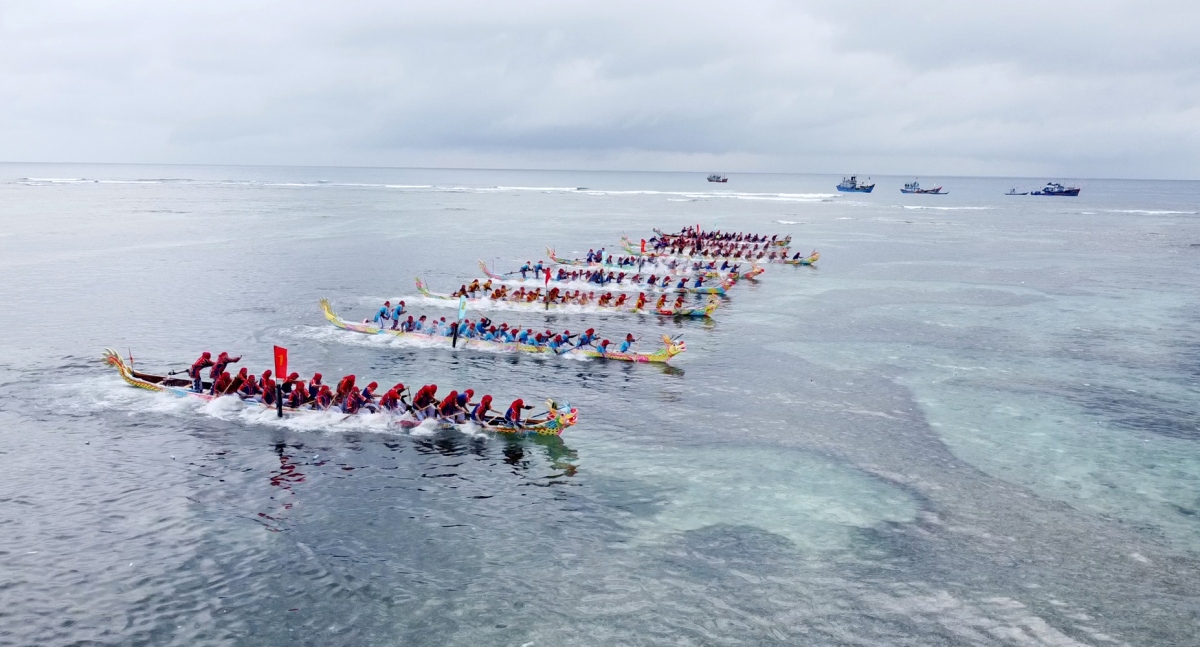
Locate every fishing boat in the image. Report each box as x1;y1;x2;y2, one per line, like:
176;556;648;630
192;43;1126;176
836;175;874;193
900;180;946;194
102;348;579;435
1030;182;1080;196
320;299;687;363
707;174;728;183
485;260;736;296
1005;188;1028;196
415;278;721;318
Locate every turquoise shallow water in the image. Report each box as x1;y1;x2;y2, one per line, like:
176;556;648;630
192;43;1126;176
1;164;1198;645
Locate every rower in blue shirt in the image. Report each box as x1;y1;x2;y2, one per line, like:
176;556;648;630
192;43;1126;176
676;277;688;289
693;275;705;288
596;339;610;356
373;301;392;327
519;262;532;279
575;328;596;348
619;334;637;353
390;301;406;329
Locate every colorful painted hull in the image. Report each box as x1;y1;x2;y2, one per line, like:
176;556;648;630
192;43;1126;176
415;278;720;318
782;251;820;265
321;299;685;363
477;260;732;296
102;348;578;435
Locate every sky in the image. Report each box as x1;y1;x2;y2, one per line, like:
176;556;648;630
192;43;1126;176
1;1;1198;179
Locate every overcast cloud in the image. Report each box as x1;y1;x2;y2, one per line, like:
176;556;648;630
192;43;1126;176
2;1;1198;178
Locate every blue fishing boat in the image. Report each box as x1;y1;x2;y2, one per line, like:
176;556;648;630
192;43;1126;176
900;180;946;194
1030;182;1080;196
837;175;874;193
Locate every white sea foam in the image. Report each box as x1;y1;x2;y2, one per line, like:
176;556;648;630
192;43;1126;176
1105;209;1198;215
71;375;504;436
901;205;994;211
776;220;804;224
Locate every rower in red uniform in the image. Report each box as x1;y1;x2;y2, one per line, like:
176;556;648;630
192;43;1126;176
188;352;213;392
239;373;259;397
470;394;494;422
210;370;232;396
504;398;532;427
334;375;356;405
209;352;241;381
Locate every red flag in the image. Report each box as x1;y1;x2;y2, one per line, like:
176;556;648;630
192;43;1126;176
544;267;550;286
640;239;646;253
273;345;288;380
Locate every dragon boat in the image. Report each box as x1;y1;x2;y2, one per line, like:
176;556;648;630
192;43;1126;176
480;260;735;296
782;251;820;265
320;299;686;363
544;249;763;281
621;237;816;265
103;348;578;436
652;228;791;249
415;278;720;318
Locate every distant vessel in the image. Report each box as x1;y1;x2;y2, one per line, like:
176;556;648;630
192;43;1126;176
900;180;946;194
1030;182;1080;196
707;174;728;183
1005;188;1028;196
837;175;874;193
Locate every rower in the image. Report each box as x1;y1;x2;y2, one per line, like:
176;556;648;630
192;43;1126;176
209;351;241;381
619;334;637;353
654;294;668;310
379;387;401;412
361;382;379;404
575;328;596;348
334;374;356;405
438;390;460;420
342;387;363;414
673;295;685;310
471;395;494;422
374;301;392;327
210;370;233;396
188;351;214;392
519;261;532;279
308;373;323;400
227;368;249;396
596;339;610;356
239;374;259;397
504;398;532;427
260;372;278;406
314;385;333;409
390;301;406;329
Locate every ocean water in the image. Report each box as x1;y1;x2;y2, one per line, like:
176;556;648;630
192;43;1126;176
1;164;1198;646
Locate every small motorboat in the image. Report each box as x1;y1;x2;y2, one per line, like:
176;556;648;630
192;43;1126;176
1030;182;1080;196
837;175;874;193
707;174;728;183
1005;188;1028;195
900;180;946;194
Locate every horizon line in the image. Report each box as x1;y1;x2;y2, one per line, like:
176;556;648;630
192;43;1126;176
0;160;1195;183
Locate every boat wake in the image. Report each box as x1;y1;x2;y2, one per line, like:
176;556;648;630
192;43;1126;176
71;375;491;436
